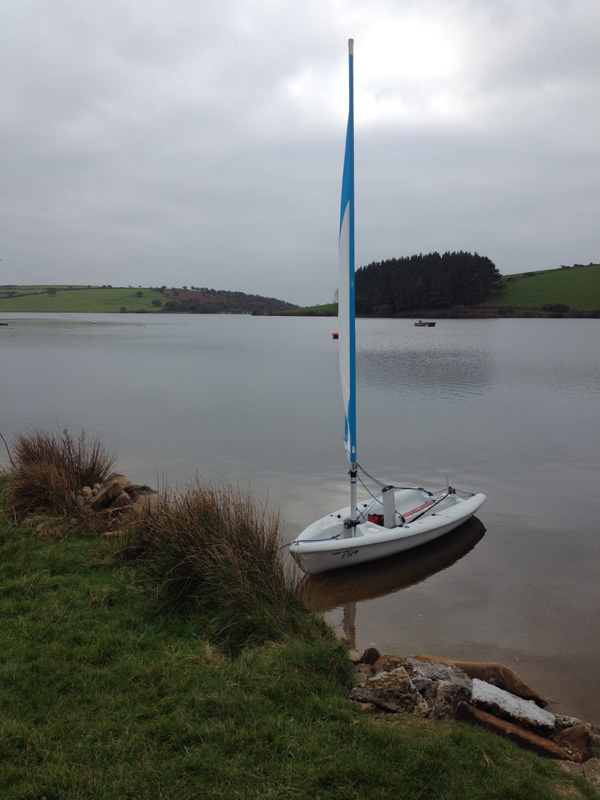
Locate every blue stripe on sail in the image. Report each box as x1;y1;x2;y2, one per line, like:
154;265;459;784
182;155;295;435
339;40;356;466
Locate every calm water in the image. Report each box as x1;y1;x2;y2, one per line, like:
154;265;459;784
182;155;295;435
2;312;599;724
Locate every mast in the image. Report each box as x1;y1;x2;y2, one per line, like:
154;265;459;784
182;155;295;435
339;38;358;524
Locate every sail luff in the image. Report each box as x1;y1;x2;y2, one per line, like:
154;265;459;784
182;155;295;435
339;38;356;474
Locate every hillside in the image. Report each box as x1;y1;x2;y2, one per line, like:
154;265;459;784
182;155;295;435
0;285;297;314
486;263;600;314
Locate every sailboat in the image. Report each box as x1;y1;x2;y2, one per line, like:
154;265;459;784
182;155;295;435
288;40;486;576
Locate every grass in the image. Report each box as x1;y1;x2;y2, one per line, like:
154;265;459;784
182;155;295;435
120;480;323;655
0;522;594;799
487;263;600;312
272;303;338;316
2;428;115;521
0;286;164;313
0;426;597;798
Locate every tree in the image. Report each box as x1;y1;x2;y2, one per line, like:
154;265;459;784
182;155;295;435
355;251;501;314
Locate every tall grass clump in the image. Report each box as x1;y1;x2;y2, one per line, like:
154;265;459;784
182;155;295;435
2;428;115;520
124;480;324;655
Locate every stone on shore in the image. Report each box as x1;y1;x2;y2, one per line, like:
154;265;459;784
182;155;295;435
89;474;137;511
349;647;598;770
455;702;574;761
414;654;548;706
470;678;555;733
351;667;429;716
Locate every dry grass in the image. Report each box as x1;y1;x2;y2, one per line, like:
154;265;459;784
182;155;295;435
121;479;317;654
2;428;115;520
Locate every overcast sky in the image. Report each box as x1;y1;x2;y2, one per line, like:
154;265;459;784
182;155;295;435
2;0;599;306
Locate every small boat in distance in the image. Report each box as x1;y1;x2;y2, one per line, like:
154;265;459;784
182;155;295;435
414;320;436;327
288;40;486;576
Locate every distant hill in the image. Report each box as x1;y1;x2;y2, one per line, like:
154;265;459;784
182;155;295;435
484;263;600;315
0;285;297;315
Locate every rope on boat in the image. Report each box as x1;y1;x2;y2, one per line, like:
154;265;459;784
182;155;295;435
279;534;341;550
409;488;453;522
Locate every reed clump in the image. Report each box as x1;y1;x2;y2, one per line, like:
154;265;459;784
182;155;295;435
2;428;115;520
123;480;322;655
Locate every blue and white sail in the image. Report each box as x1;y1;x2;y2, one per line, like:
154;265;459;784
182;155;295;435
287;38;486;574
339;38;357;472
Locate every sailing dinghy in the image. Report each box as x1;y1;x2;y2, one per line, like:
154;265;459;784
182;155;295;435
288;40;486;576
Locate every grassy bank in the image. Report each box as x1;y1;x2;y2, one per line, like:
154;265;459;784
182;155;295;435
487;263;600;314
0;430;597;798
2;520;595;798
265;303;338;316
0;286;163;314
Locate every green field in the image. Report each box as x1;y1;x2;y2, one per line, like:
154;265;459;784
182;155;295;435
269;302;338;316
0;491;594;798
0;286;163;313
487;263;600;312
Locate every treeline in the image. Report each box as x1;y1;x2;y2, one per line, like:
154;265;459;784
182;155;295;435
355;251;501;315
158;287;297;315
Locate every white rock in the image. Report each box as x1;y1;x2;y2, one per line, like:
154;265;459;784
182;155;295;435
471;678;555;731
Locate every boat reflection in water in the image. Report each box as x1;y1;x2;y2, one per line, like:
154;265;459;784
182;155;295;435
299;517;485;616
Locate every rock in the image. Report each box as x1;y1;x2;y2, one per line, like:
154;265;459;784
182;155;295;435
590;726;600;759
81;486;93;501
554;715;582;732
425;680;472;720
414;655;548;706
471;678;555;733
370;655;470;694
351;667;429;716
551;722;592;763
455;702;575;761
360;647;380;665
372;654;405;673
109;491;134;511
405;657;472;692
347;649;362;664
90;475;136;511
353;663;374;687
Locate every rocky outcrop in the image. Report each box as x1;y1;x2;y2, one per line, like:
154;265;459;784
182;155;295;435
349;648;600;765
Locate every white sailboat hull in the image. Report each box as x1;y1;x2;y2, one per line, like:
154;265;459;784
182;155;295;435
289;488;487;575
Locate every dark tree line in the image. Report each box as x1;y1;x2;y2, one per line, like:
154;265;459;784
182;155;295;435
355;251;501;314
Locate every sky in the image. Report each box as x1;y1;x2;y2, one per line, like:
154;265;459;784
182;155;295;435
2;0;599;307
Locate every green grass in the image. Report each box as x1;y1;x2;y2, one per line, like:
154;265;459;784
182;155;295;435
487;263;600;312
0;486;596;797
0;286;164;313
271;303;338;316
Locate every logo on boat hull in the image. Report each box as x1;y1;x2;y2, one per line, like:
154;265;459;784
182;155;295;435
333;548;359;560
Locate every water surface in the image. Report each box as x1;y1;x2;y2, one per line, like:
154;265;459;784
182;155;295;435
1;313;599;723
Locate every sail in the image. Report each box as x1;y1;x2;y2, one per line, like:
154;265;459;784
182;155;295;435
339;39;356;467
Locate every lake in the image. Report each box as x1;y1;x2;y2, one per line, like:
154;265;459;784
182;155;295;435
1;312;599;724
